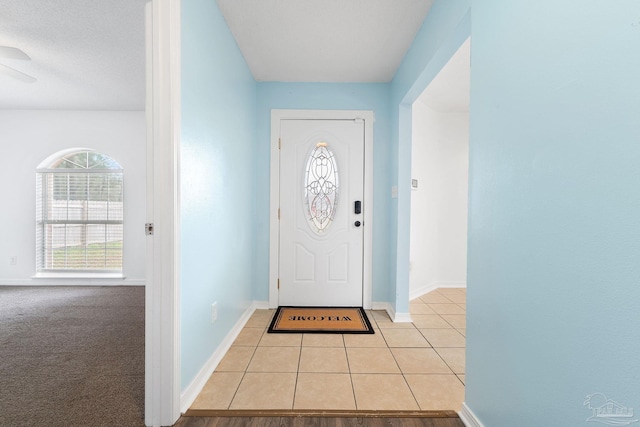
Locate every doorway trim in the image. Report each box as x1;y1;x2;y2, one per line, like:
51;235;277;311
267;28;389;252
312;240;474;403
145;0;181;426
269;110;374;309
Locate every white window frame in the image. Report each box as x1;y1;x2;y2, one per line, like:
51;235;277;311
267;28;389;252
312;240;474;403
35;150;124;277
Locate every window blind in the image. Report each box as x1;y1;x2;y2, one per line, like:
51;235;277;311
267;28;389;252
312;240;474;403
36;168;124;272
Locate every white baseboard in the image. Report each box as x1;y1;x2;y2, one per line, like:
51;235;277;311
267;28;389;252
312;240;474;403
459;402;484;427
409;281;466;300
371;301;391;311
0;278;145;286
371;301;412;323
437;281;467;289
253;300;270;310
393;312;413;323
179;300;268;413
409;284;435;301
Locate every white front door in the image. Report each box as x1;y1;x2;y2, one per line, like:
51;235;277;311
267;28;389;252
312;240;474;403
278;119;365;306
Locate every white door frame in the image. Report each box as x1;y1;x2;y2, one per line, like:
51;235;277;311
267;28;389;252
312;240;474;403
269;110;374;309
145;0;181;426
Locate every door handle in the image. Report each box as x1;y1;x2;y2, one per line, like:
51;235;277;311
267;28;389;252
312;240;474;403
354;200;362;214
354;221;361;227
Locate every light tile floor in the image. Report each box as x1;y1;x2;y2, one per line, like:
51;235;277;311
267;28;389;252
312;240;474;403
190;288;466;412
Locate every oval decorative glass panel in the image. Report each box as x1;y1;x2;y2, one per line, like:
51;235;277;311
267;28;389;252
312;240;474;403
304;141;339;233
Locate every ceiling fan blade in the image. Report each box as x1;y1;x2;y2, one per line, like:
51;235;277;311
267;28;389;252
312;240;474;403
0;46;31;60
0;63;37;83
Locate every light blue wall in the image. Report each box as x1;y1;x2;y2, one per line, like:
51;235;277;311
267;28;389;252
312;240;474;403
254;83;391;303
180;0;257;390
466;1;640;425
389;0;471;313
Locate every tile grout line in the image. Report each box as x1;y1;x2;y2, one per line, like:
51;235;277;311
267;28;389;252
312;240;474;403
226;370;248;410
194;291;465;412
343;332;359;410
432;346;464;378
385;315;435;411
416;327;436;348
225;326;264;410
290;335;303;410
400;370;424;410
403;294;464;410
350;310;377;410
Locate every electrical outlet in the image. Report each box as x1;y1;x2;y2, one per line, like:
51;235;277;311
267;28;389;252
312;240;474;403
9;256;17;266
211;302;218;323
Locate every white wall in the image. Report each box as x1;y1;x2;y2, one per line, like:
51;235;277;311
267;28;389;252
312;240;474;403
410;100;468;297
0;110;146;285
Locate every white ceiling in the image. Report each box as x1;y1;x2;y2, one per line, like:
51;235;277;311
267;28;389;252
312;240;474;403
217;0;434;82
0;0;146;110
418;37;470;112
0;0;469;111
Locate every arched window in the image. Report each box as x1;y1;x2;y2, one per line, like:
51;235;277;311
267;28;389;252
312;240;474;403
36;149;124;274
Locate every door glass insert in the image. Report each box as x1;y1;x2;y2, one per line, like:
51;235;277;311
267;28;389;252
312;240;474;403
304;141;339;233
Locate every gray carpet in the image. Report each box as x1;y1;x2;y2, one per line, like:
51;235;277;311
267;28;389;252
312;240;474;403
0;286;145;427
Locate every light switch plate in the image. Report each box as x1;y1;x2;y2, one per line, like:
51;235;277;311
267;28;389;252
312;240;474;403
211;302;218;323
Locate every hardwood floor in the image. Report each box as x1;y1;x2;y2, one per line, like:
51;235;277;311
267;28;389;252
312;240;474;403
174;414;465;427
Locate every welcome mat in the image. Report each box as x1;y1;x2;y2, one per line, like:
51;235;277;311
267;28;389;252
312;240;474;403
268;306;374;334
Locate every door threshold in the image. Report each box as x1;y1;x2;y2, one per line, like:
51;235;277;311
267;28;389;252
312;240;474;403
183;409;460;418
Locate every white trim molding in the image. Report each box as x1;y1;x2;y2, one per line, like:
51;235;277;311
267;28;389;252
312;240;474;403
33;273;124;279
1;278;144;286
410;281;467;301
372;301;412;323
393;312;413;323
269;109;375;309
372;301;393;314
436;281;467;289
145;0;181;426
253;300;270;310
459;403;484;427
180;301;266;412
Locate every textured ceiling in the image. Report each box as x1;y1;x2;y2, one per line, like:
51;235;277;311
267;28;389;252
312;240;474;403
0;0;462;111
418;37;470;112
0;0;146;110
217;0;435;82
